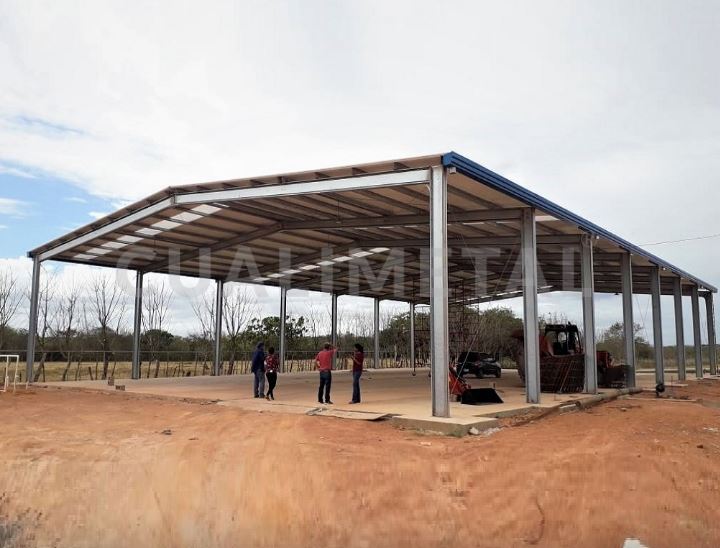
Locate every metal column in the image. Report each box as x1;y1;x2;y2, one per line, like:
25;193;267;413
409;302;416;373
331;293;338;367
673;278;686;380
650;266;664;385
621;253;636;388
131;271;144;380
521;208;540;404
705;292;717;375
430;165;450;417
581;235;597;394
373;297;381;368
25;256;41;383
279;286;287;373
212;280;224;376
691;285;703;378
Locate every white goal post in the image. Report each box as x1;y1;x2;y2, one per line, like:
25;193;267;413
1;355;21;393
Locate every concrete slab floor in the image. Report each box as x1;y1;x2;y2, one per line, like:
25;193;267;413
39;367;640;424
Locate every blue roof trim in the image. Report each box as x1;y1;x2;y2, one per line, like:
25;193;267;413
443;151;716;292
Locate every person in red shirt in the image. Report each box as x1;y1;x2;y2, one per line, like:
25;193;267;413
315;342;337;405
264;347;279;400
349;343;364;404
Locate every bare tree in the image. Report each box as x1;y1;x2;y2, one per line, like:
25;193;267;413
0;270;23;350
381;308;404;366
32;267;56;382
78;302;92;380
539;312;570;327
142;280;173;378
324;300;345;338
191;291;215;340
305;300;326;349
190;288;216;374
88;273;125;379
345;310;373;339
52;280;80;381
223;284;258;374
110;296;128;378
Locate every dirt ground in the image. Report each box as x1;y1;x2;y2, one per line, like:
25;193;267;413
1;381;720;548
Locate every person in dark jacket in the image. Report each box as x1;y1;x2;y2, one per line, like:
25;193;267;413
349;343;364;404
251;342;266;398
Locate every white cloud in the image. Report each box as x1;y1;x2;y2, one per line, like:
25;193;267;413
0;1;717;209
110;200;132;210
0;197;26;217
0;224;7;229
88;211;109;220
58;223;84;233
0;163;36;178
0;1;718;339
64;196;87;204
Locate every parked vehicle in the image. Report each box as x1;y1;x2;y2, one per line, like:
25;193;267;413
455;351;502;379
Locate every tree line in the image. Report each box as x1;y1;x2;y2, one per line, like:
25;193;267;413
1;266;705;382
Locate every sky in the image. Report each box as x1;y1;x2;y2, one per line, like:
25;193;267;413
1;0;719;343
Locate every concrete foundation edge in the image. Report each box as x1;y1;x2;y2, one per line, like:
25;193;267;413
389;416;500;436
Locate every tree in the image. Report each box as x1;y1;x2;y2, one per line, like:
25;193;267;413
344;310;373;340
539;312;570;330
383;306;523;365
245;315;307;349
325;300;345;341
142;280;172;378
52;281;81;381
380;309;410;365
88;273;126;379
304;300;327;349
474;307;524;357
32;267;56;382
141;329;174;375
597;322;651;362
190;288;216;373
223;284;259;374
0;270;22;350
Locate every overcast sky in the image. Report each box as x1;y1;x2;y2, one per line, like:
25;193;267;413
1;0;718;343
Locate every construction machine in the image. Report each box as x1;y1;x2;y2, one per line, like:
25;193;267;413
449;364;504;405
511;323;626;393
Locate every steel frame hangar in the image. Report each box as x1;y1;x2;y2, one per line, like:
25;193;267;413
26;152;718;418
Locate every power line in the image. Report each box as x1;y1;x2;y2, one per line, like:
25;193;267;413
640;233;720;247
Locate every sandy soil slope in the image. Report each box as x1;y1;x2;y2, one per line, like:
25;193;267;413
1;381;719;547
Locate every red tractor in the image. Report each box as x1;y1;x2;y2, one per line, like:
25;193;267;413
512;323;625;393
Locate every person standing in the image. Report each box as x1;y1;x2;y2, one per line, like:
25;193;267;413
315;342;336;405
349;343;364;404
251;341;266;398
265;346;279;400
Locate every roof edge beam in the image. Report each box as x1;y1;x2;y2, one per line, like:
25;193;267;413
32;170;430;262
34;197;176;262
174;169;431;205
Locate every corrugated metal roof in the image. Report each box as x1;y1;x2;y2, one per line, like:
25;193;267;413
27;151;715;301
